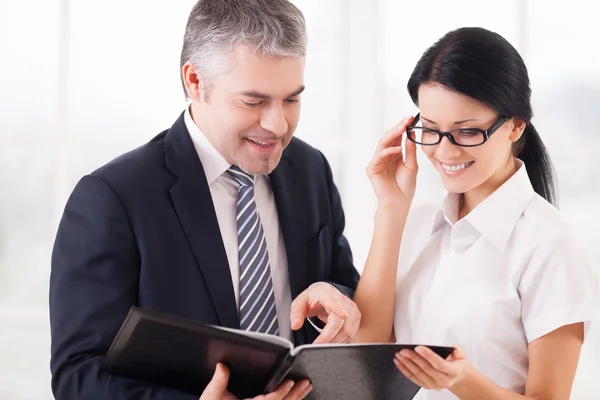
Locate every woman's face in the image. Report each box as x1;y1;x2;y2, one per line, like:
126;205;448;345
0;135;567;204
417;82;526;199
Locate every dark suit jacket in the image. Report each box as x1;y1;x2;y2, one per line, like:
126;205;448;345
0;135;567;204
49;113;360;400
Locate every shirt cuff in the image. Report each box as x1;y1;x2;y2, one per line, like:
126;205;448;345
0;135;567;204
307;316;325;333
524;301;595;343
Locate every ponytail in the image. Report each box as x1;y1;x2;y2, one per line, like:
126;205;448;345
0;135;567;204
514;123;558;207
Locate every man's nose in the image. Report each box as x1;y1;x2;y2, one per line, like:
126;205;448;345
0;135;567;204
260;105;288;137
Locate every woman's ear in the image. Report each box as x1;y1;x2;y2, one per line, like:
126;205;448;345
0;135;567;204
509;118;527;142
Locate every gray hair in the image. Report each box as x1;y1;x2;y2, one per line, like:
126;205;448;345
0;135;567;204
180;0;307;99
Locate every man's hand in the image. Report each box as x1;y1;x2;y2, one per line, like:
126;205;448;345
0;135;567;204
290;282;361;344
200;363;312;400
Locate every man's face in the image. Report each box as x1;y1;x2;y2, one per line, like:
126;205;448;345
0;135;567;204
186;45;305;175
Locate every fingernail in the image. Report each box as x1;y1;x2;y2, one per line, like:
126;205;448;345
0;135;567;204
286;381;295;391
415;347;425;355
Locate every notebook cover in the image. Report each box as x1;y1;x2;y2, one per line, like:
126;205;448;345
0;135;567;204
101;307;291;398
102;307;454;399
287;344;454;399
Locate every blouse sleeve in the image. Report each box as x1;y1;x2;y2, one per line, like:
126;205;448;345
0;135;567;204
519;234;599;343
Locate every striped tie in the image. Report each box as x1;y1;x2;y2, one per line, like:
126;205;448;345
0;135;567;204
228;166;279;336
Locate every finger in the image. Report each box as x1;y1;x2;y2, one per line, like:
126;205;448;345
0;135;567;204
282;380;311;400
200;363;230;399
393;357;429;389
369;146;404;172
329;325;351;344
395;353;442;390
305;297;349;328
290;291;311;330
377;117;413;152
320;294;350;321
403;134;419;174
330;300;360;343
351;308;361;340
313;313;344;344
396;355;442;390
307;300;321;315
263;380;295;400
403;349;449;385
415;346;452;374
296;382;313;399
306;290;349;322
339;301;360;342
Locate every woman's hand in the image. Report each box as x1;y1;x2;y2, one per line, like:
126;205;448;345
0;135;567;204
366;116;418;210
394;346;473;393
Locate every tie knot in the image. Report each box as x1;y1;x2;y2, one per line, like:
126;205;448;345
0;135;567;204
228;165;254;188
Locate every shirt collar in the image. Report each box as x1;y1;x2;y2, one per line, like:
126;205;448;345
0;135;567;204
184;106;232;185
431;159;535;251
431;192;461;233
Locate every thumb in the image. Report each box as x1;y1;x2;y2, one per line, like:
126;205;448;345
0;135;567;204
201;363;230;399
449;346;465;360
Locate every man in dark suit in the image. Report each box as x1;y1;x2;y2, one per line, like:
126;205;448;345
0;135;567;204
49;1;361;399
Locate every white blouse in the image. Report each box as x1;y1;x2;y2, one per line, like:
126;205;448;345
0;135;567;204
393;161;598;399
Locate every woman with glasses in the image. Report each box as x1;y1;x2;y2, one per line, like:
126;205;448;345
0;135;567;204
353;27;597;399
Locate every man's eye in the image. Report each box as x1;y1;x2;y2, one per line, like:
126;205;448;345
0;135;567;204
285;98;299;104
244;101;263;108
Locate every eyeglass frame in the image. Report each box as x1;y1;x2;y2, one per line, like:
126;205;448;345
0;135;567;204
406;112;510;147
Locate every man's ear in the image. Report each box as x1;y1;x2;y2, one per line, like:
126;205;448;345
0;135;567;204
182;62;204;102
509;118;527;142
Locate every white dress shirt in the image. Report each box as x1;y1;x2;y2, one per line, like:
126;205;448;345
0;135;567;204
394;160;598;399
184;107;293;340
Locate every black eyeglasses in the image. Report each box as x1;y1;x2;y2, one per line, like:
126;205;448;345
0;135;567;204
406;113;509;147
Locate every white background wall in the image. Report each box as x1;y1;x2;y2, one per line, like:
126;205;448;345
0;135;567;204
0;0;598;398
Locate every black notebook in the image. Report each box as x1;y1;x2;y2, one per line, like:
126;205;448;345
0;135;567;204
101;307;454;399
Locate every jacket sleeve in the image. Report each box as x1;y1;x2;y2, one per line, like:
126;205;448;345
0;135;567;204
50;174;199;400
320;152;361;299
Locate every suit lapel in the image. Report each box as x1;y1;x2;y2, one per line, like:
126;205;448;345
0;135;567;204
164;114;239;329
269;154;309;344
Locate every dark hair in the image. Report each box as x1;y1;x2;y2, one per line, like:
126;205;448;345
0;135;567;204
407;27;558;206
